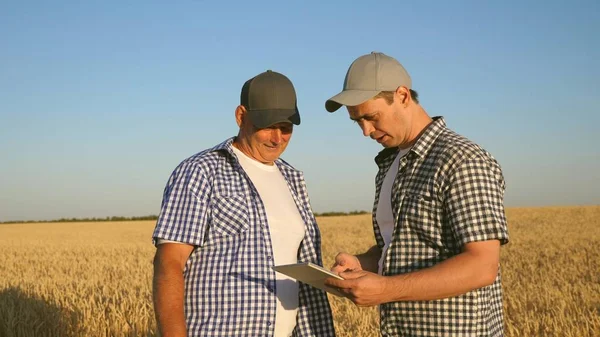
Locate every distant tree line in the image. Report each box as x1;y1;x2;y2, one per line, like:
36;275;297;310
0;215;159;224
313;210;370;217
0;210;370;224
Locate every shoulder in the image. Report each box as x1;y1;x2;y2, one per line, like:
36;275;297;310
167;138;236;183
430;129;505;196
275;156;305;180
275;156;299;172
434;127;502;174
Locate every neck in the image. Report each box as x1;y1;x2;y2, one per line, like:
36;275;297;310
401;107;432;149
232;137;275;165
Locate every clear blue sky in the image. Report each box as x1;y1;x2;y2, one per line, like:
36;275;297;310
1;0;599;221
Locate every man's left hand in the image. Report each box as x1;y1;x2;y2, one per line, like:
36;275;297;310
324;270;394;306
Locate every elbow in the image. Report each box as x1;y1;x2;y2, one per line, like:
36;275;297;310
463;241;501;289
478;263;499;288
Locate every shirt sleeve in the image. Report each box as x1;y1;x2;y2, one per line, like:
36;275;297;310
152;161;211;247
444;153;509;246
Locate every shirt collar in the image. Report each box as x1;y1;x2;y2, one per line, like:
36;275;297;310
375;116;447;165
209;136;236;154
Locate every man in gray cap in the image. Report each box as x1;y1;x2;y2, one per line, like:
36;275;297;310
152;70;335;337
324;52;509;336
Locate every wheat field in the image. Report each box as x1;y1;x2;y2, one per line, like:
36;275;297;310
0;206;599;337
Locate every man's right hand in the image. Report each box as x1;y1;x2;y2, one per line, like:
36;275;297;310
331;252;363;275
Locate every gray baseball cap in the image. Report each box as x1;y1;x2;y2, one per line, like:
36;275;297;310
325;52;412;112
241;70;301;128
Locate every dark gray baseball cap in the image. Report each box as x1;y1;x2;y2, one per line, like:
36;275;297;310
325;52;412;112
241;70;301;128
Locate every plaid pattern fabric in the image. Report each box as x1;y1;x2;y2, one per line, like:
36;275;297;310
373;117;509;337
152;137;335;337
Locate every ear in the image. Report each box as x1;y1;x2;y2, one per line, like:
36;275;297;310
395;86;411;107
235;105;247;128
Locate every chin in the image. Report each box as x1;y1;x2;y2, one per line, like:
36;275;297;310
264;147;283;155
381;141;398;148
261;153;279;162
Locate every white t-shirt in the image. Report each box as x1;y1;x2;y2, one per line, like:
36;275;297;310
232;146;306;337
376;147;411;275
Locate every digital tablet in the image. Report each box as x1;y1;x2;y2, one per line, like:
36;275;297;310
273;262;346;297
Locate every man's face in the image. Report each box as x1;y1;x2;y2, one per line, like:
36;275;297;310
237;112;293;165
347;91;412;148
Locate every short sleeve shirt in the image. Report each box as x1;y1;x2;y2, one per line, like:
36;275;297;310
373;117;509;337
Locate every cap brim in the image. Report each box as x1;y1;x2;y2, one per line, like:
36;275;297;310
247;109;301;129
325;90;381;112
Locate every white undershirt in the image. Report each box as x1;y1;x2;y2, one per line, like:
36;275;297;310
376;147;411;275
232;145;306;337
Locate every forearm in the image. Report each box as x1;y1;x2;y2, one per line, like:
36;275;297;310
356;245;381;273
386;249;498;302
153;263;187;337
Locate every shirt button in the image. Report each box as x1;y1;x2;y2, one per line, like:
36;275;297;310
267;322;272;326
267;256;272;260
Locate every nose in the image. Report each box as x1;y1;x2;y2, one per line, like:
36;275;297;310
271;128;282;144
359;121;374;138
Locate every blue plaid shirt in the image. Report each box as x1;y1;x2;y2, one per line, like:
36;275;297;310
152;137;336;337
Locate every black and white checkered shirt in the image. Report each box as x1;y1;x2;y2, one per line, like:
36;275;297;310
373;117;509;336
152;137;335;337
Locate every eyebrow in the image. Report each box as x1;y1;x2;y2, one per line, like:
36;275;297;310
349;111;378;121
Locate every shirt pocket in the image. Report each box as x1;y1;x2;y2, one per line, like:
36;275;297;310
210;194;250;238
400;193;442;249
